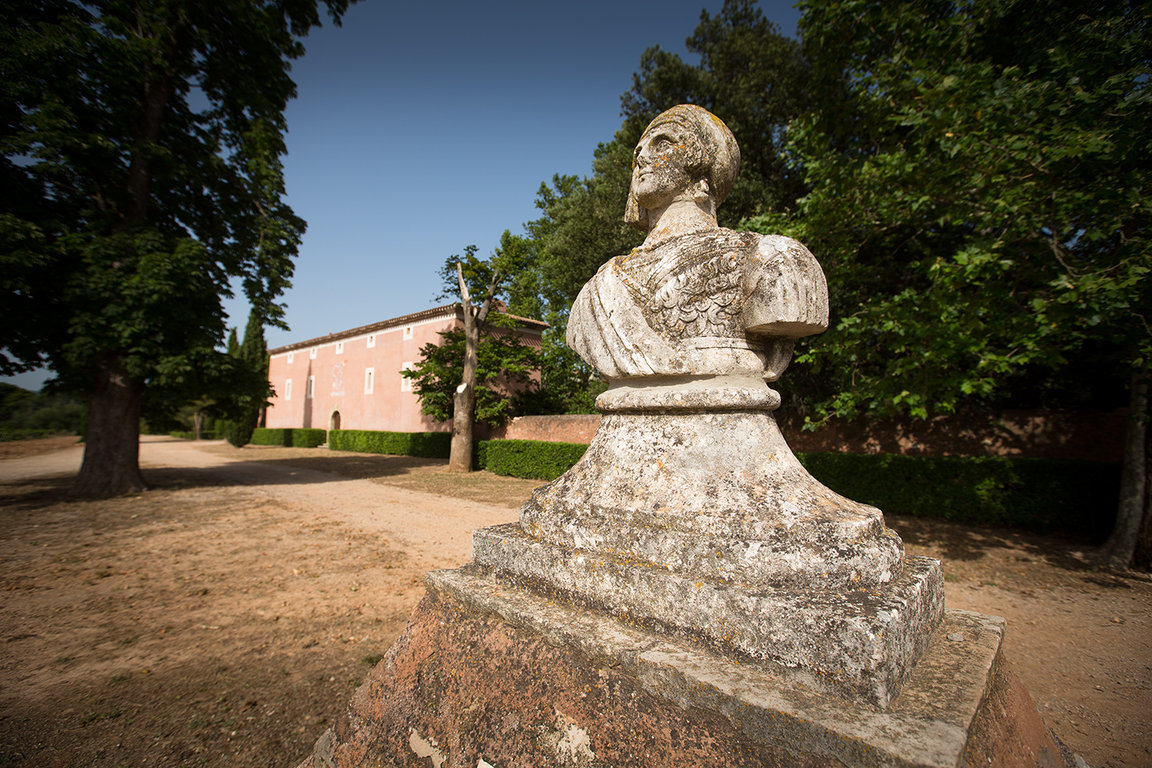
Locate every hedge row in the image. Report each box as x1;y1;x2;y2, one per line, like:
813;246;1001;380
1;428;75;442
328;429;451;458
475;439;588;481
250;427;327;448
795;452;1119;540
471;438;1119;539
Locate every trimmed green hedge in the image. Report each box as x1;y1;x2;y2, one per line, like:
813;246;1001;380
472;438;1118;539
292;428;328;448
795;452;1119;540
475;439;588;481
328;429;451;458
250;427;327;448
250;428;290;446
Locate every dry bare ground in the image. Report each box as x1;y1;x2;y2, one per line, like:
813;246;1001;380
0;436;1148;768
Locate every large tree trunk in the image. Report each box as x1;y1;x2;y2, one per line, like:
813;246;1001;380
1101;373;1149;570
74;357;146;497
448;319;480;472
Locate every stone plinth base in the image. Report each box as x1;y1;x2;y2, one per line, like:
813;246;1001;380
496;406;945;707
300;569;1075;768
474;524;943;707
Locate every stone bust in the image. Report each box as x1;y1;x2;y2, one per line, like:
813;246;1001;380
567;105;829;391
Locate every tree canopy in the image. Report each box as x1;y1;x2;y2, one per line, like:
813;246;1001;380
220;309;270;447
404;237;542;469
771;0;1150;423
0;0;350;494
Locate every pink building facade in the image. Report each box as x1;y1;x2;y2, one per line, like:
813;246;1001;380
265;304;546;433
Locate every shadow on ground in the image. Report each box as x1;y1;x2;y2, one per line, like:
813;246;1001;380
1;440;1126;584
0;452;447;512
148;452;447;489
888;514;1136;587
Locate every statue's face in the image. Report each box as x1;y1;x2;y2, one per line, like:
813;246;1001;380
630;121;698;210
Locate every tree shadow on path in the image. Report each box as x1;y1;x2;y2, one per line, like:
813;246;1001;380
144;451;447;490
888;514;1139;588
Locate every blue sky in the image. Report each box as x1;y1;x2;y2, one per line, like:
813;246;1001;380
5;0;801;392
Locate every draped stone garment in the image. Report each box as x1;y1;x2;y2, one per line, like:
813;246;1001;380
567;229;829;382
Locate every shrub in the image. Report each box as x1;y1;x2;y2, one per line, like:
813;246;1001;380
0;428;69;441
251;428;292;446
796;453;1119;541
476;439;588;481
248;427;327;448
470;438;1119;539
328;429;451;458
292;428;328;448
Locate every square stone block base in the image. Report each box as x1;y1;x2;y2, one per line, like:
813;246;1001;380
474;523;943;707
300;569;1077;768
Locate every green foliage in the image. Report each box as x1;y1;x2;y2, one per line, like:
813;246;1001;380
515;339;606;415
404;236;544;467
404;327;540;428
0;428;72;442
475;439;588;481
291;428;327;448
620;0;808;221
249;427;325;448
0;382;84;436
251;428;293;447
524;150;645;319
779;0;1151;424
797;453;1120;540
328;429;451;459
0;0;350;492
473;434;1119;537
219;310;270;447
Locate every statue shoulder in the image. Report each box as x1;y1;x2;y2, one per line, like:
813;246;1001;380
740;232;829;339
750;232;814;262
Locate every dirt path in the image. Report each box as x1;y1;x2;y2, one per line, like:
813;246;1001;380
0;437;1149;767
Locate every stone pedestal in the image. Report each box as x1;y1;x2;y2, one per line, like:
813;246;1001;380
300;569;1074;768
474;379;944;707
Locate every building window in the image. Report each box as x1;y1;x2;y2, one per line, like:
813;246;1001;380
403;326;413;340
306;376;315;399
400;361;414;391
335;341;344;354
287;352;294;364
285;378;292;400
367;334;376;348
364;367;375;394
309;347;317;359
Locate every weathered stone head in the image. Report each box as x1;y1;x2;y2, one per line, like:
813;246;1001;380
625;104;741;231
